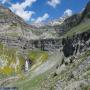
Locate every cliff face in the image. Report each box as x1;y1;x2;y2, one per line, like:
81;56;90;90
61;1;90;57
61;14;81;32
32;39;62;51
62;30;90;57
80;1;90;21
0;4;39;41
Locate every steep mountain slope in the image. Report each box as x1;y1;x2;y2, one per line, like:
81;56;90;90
0;4;39;40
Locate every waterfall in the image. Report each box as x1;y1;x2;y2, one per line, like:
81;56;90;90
25;60;29;71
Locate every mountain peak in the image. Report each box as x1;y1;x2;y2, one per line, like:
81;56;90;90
86;1;90;12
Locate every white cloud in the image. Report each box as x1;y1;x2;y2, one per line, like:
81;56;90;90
58;9;73;21
47;0;60;8
35;13;49;23
10;0;36;10
16;10;35;21
10;0;36;21
64;9;73;17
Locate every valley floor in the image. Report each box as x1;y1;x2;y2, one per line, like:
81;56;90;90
1;50;90;90
3;51;63;90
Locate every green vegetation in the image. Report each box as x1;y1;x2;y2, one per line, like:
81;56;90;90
64;22;90;37
82;85;90;90
5;50;50;90
28;50;48;63
0;41;49;76
7;66;54;90
17;73;47;90
6;32;21;37
86;13;90;18
10;22;17;27
0;43;25;76
0;42;49;82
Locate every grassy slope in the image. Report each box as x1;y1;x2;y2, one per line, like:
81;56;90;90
28;50;48;63
0;43;25;77
64;22;90;37
6;52;61;90
11;71;49;90
0;43;49;80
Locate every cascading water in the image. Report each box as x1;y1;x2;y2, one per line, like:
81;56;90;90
25;60;29;72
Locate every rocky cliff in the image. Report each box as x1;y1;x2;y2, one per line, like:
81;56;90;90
0;4;40;41
62;30;90;57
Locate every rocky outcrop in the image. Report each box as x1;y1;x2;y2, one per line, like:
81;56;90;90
80;1;90;22
32;39;62;51
62;30;90;57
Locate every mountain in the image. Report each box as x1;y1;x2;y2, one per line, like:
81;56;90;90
0;1;89;40
0;4;39;40
57;1;90;35
33;1;90;39
0;1;90;90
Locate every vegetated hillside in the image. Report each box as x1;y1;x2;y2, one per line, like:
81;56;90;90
55;6;90;37
63;1;90;37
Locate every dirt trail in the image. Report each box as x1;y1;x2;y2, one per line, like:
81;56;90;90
0;76;19;86
31;52;62;78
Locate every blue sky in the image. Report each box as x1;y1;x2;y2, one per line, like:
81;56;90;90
0;0;90;23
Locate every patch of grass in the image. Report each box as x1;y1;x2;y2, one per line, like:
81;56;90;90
84;50;90;57
10;23;17;27
0;43;48;79
82;85;90;90
83;71;90;79
9;71;49;90
6;33;20;37
28;50;48;63
0;66;14;75
0;43;25;76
